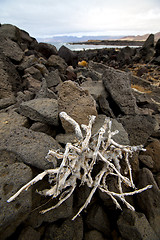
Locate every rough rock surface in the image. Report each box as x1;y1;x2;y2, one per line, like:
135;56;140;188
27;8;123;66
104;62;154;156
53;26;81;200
45;69;61;88
118;114;156;145
117;209;159;240
58;80;97;132
0;126;60;170
0;24;20;41
58;45;78;67
0;162;32;240
85;230;105;240
0;53;22;98
0;111;29;131
0;37;24;62
117;46;135;66
0;24;36;49
0;97;16;110
25;75;41;93
18;226;41;240
85;204;111;238
142;139;160;172
19;98;59;126
102;67;138;115
140;34;155;62
30;122;56;137
137;168;160;236
26;195;73;228
35;78;57;99
56;132;78;145
98;95;115;118
92;114;130;145
47;54;67;73
36;42;58;58
138;155;154;169
45;218;83;240
155;38;160;57
80;80;107;101
24;66;43;80
19;55;38;70
0;23;160;240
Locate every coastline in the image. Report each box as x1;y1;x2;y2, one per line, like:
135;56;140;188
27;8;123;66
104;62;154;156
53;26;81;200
69;39;145;46
1;24;160;240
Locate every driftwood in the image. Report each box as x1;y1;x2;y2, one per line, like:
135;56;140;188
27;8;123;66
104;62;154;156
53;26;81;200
7;112;152;220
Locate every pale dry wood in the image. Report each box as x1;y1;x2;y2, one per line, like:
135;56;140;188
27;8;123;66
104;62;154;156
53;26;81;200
7;112;152;220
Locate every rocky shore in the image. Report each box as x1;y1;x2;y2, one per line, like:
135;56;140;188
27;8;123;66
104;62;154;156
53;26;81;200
70;39;145;47
0;24;160;240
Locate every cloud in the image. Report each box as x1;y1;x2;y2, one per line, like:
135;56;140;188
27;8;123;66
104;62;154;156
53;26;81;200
0;0;160;37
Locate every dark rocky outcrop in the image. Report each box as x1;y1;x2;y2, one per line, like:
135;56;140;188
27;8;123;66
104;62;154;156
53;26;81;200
44;218;83;240
139;34;155;62
154;38;160;64
19;98;59;126
0;23;160;240
58;45;78;67
155;38;160;57
102;67;138;116
17;226;41;240
137;168;160;236
0;126;60;170
47;54;67;73
58;80;97;132
0;96;16;110
0;162;32;240
140;139;160;172
92;114;130;145
118;114;156;145
85;204;111;238
35;42;58;58
0;53;23;98
117;46;136;67
0;37;24;62
85;230;105;240
0;24;37;50
117;209;159;240
45;69;61;88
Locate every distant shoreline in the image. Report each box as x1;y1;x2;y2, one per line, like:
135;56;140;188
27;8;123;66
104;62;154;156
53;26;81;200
69;39;144;47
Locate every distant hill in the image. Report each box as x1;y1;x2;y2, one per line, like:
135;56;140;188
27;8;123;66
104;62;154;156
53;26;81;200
37;35;124;43
37;32;160;44
120;32;160;42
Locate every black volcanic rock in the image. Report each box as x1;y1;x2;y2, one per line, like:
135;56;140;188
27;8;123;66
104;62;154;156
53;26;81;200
117;46;135;67
140;34;155;62
0;126;60;170
102;67;138;115
19;98;59;126
137;168;160;236
35;42;58;58
58;45;78;67
0;53;23;98
118;114;156;145
0;23;159;240
155;38;160;57
0;24;37;50
143;34;154;49
0;37;24;62
0;162;32;240
117;209;159;240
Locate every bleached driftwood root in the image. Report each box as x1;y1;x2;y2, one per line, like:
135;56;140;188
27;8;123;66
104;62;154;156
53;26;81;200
7;112;152;220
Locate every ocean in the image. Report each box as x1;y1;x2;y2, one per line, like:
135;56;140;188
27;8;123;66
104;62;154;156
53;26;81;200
50;42;139;51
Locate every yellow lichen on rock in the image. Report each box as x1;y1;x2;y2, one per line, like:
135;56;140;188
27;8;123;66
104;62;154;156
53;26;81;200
78;60;88;67
131;84;152;94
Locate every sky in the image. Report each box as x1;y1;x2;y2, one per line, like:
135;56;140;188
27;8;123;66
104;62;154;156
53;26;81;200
0;0;160;38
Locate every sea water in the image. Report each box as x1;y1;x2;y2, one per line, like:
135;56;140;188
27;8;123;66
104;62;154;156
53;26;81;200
50;42;139;51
